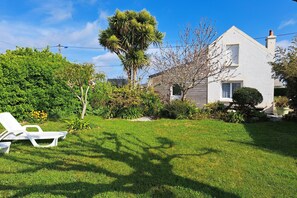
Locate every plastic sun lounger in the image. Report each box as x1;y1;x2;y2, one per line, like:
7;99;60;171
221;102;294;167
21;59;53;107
0;112;67;147
0;142;11;154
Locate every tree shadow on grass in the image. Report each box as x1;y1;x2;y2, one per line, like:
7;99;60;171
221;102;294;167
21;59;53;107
234;121;297;158
1;132;239;197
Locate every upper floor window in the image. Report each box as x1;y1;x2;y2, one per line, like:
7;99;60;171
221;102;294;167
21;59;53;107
226;44;239;66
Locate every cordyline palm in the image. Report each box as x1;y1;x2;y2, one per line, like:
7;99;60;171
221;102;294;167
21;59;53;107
99;9;164;88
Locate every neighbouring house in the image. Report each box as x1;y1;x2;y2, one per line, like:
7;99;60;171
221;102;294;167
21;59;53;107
148;26;276;112
107;78;128;87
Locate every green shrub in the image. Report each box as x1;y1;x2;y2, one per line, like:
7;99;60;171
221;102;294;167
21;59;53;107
232;87;263;119
66;118;91;133
283;111;297;122
203;102;226;113
191;108;210;120
249;110;268;122
0;48;78;120
90;84;162;119
161;100;197;119
89;81;113;110
140;88;163;117
108;86;143;119
222;111;245;123
233;87;263;108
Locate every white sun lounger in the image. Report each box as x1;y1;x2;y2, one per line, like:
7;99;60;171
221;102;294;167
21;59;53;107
0;142;11;154
0;112;67;147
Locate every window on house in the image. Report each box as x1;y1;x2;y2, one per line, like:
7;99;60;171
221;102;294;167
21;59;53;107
172;84;182;96
226;44;239;66
222;82;242;98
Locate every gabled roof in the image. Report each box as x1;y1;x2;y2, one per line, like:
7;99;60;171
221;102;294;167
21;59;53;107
149;26;272;79
220;26;271;54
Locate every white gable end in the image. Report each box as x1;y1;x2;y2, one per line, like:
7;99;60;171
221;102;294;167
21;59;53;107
208;26;274;112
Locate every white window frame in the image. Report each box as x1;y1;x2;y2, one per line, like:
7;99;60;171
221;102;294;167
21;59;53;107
221;81;243;100
170;84;182;100
226;44;239;66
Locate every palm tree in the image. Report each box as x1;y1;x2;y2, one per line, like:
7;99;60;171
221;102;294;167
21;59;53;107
99;9;164;88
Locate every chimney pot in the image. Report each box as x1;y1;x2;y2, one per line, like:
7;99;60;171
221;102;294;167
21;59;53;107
266;29;276;55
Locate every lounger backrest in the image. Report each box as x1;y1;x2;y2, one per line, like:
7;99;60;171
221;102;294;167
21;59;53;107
0;112;24;132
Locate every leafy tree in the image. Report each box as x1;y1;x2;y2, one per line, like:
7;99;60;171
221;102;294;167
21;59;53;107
271;37;297;111
0;47;78;120
99;9;164;87
57;63;105;119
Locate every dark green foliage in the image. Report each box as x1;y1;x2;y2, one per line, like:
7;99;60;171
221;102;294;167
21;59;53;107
89;83;162;119
66;118;91;132
249;111;268;122
283;111;297;121
286;78;297;111
222;111;245;123
105;86;143;119
0;48;79;120
233;87;263;108
232;87;265;121
161;100;197;119
140;88;163;116
271;38;297;112
203;102;226;114
274;88;287;96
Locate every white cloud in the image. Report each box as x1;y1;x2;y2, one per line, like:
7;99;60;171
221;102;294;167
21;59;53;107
92;52;124;78
92;52;120;66
0;9;110;52
278;19;296;30
32;0;73;24
276;39;291;49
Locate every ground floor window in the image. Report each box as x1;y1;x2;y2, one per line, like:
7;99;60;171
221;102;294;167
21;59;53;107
172;84;182;96
222;82;242;99
171;84;182;100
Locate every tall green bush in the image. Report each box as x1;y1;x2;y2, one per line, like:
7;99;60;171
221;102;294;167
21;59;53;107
89;84;162;119
232;87;263;109
232;87;263;120
0;47;79;120
161;100;197;119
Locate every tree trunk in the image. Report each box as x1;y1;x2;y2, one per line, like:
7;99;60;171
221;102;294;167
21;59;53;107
80;86;90;120
181;90;187;101
132;66;137;89
127;68;132;88
81;101;87;119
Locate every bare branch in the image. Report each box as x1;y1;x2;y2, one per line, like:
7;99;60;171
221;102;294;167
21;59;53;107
152;19;233;101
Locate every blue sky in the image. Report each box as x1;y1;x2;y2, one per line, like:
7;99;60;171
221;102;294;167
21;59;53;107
0;0;296;79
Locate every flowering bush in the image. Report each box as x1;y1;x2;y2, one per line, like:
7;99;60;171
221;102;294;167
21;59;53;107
29;110;48;123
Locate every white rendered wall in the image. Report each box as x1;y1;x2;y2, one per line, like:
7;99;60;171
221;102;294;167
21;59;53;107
208;27;274;112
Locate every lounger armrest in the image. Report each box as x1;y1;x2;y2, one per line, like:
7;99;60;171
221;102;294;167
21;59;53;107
23;125;44;132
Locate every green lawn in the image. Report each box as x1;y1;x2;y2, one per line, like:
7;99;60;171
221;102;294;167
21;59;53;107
0;117;296;197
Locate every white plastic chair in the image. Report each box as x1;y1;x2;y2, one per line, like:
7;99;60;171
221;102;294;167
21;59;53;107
0;112;67;147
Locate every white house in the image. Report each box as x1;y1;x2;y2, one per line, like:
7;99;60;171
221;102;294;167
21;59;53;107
149;26;276;112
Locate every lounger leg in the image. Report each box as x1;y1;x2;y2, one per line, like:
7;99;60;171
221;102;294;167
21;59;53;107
4;146;10;154
29;138;59;147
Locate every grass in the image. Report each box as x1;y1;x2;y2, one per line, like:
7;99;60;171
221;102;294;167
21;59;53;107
0;117;296;197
